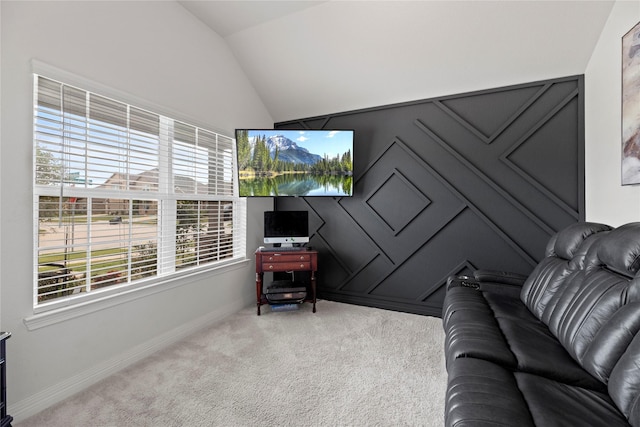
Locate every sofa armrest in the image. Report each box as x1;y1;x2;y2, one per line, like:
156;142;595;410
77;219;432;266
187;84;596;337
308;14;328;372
473;269;527;286
446;275;480;291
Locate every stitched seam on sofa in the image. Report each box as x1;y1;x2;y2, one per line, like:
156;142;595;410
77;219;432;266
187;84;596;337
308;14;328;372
576;303;638;376
482;292;520;365
565;282;625;363
552;273;619;344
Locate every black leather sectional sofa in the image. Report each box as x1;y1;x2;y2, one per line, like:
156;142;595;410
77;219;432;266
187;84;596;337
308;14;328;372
442;222;640;426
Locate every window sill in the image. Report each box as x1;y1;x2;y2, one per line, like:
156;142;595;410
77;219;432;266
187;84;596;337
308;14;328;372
24;258;250;331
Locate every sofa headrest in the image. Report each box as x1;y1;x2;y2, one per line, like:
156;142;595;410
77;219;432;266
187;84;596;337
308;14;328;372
597;223;640;278
569;231;609;270
552;222;612;260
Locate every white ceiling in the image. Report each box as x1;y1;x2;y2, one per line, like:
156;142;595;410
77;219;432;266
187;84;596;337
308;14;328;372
179;1;327;37
179;1;615;123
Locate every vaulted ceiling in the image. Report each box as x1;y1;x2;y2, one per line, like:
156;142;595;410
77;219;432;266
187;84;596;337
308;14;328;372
179;1;615;123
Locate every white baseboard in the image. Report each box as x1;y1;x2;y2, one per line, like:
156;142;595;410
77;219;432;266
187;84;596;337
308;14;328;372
10;299;246;422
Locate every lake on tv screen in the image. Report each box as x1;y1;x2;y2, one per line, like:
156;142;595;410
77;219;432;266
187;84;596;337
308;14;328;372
236;130;353;197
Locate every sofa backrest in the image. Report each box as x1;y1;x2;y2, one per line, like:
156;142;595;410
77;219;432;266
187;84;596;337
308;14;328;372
542;223;640;385
582;298;640;384
519;222;612;319
537;232;605;325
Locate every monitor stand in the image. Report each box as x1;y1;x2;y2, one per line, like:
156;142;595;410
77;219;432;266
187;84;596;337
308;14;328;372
270;243;303;252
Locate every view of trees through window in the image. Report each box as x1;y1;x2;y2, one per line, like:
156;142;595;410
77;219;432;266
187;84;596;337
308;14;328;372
37;196;233;302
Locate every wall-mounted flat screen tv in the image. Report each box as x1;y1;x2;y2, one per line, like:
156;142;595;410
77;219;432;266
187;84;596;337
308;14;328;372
235;129;354;197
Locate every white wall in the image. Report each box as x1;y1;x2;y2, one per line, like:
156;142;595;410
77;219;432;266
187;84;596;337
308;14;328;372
586;0;640;226
1;1;272;421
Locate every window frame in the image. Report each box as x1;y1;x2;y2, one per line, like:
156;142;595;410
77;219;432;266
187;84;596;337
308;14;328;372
30;61;247;316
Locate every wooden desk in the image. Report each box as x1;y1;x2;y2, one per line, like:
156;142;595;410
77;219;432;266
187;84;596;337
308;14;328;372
255;249;318;315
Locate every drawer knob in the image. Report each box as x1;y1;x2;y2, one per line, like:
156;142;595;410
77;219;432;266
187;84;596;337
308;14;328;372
269;265;273;269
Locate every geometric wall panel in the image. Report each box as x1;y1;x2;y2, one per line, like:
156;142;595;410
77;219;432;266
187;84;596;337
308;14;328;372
365;168;431;236
275;75;585;317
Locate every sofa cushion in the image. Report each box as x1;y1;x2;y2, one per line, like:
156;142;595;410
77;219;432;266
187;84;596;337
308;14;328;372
496;315;605;390
445;357;629;427
515;372;630;427
484;290;532;319
443;287;517;370
484;290;606;389
443;286;604;389
445;358;535;427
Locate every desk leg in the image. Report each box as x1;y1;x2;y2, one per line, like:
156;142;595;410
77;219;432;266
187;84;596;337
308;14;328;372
256;272;263;316
311;270;317;313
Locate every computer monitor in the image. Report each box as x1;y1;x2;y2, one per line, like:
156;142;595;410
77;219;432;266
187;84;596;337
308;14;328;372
263;210;309;247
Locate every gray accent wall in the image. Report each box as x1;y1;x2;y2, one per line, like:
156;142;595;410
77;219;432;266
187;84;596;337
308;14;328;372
275;75;585;317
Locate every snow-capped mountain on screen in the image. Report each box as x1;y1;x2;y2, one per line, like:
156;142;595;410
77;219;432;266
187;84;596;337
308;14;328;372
262;135;322;165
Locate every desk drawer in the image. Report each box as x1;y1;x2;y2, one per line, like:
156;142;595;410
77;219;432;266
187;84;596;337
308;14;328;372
263;262;311;271
264;254;311;262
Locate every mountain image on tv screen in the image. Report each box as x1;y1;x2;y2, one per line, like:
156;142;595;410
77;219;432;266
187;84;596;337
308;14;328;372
235;129;354;197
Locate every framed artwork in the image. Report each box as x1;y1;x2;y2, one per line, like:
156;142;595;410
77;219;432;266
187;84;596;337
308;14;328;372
622;21;640;185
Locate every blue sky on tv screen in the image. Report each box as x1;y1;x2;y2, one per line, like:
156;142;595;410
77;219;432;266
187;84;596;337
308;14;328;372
247;130;353;158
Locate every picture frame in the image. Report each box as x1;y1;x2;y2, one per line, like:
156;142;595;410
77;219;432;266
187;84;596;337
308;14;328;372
622;20;640;185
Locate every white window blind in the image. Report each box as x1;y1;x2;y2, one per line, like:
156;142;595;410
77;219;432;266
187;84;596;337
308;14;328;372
34;75;246;307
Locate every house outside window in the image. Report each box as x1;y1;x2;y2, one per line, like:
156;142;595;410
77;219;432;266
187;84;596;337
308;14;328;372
33;75;246;308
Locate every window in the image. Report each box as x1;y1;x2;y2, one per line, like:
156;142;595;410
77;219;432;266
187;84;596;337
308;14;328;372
33;75;246;307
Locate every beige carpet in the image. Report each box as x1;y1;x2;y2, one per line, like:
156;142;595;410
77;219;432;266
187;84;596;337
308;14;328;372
16;300;446;427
